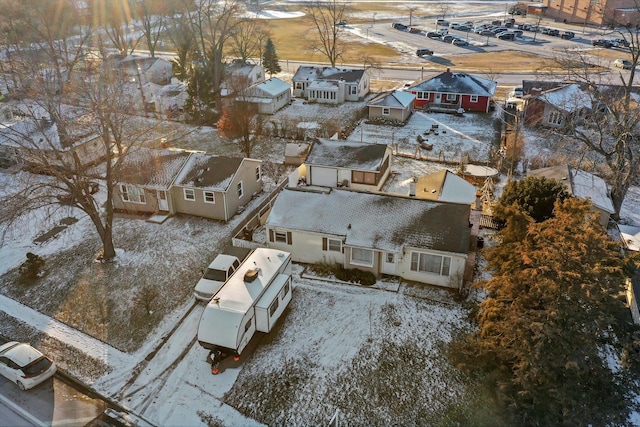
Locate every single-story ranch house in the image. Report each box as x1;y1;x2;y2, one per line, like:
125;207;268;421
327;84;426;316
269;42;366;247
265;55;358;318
264;187;471;289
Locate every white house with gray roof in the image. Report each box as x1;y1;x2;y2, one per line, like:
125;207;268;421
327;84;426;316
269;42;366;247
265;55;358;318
292;66;370;104
241;77;291;114
302;138;392;191
367;90;415;122
265;187;471;289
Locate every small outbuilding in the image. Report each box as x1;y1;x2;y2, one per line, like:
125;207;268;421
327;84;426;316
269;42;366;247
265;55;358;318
367;90;415;122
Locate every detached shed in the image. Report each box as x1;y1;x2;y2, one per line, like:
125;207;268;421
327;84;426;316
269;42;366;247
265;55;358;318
367;90;415;122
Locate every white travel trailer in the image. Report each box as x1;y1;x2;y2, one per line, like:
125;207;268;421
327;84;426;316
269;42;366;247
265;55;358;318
197;248;293;357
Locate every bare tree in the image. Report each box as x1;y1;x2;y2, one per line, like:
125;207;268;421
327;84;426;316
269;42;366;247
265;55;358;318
185;0;243;108
305;0;349;67
0;31;163;260
534;49;640;219
229;19;270;63
89;0;136;55
217;75;261;157
166;13;197;81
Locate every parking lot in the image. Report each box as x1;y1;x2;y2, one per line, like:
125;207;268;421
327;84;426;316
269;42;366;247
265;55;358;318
361;12;634;70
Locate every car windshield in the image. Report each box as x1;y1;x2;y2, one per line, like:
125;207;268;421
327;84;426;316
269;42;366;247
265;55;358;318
22;357;51;376
203;268;227;281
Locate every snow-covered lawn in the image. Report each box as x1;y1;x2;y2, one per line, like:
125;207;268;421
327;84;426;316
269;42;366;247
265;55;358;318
1;97;639;425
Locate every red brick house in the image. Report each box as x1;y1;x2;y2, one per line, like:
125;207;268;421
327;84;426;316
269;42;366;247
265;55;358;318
407;68;497;113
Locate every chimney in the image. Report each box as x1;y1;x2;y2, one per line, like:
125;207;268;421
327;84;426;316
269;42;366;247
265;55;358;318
409;177;417;197
446;68;451;74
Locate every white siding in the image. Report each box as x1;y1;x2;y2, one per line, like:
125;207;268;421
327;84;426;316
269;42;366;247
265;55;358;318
267;228;345;266
397;247;467;289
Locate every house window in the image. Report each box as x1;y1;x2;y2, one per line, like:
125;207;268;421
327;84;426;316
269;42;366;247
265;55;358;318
410;252;451;276
446;93;457;101
470;95;478;103
269;229;292;245
548;110;563;125
184;188;195;201
295;82;303;89
120;184;146;204
352;170;377;185
416;91;429;100
323;237;342;252
349;85;358;95
351;247;374;267
204;191;215;204
386;253;395;263
237;181;243;198
256;165;262;181
382;107;390;116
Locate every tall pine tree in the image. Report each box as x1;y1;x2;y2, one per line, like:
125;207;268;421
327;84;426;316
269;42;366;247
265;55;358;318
262;38;281;77
457;198;631;426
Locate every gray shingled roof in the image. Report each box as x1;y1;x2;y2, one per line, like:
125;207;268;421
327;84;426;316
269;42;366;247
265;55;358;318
410;69;497;97
173;153;244;191
266;188;471;254
305;139;388;171
367;90;415;108
117;147;191;189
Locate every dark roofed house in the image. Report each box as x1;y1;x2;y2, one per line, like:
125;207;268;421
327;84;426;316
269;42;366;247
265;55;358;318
292;66;370;104
367;90;416;122
303;138;392;191
407;68;497;113
114;147;191;216
172;153;263;222
114;148;262;222
265;187;471;289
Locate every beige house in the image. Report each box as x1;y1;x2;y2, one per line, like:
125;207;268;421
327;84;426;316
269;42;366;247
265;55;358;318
171;153;263;222
241;77;291;115
367;90;415;122
114;148;263;222
113;148;192;215
292;66;370;104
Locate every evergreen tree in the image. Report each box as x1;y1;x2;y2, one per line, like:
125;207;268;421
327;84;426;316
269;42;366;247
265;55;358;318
496;176;569;223
458;198;631;426
262;38;281;77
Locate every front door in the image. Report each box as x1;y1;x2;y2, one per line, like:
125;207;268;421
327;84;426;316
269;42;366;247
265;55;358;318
435;93;442;104
381;252;396;275
157;190;168;211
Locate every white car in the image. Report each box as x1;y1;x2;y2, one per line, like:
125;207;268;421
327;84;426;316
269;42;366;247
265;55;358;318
0;342;57;390
614;59;633;70
193;254;241;302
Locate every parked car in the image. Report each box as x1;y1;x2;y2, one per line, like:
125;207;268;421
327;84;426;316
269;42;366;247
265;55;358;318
456;25;472;32
194;253;243;301
409;27;423;34
510;86;524;98
479;29;494;36
452;38;469;46
512;29;524;37
437;19;450;27
450;23;462;30
592;39;614;48
392;23;407;30
416;48;434;56
548;29;560;36
614;58;633;69
443;34;457;43
613;38;630;47
0;342;57;390
498;32;515;40
427;31;443;38
561;31;575;39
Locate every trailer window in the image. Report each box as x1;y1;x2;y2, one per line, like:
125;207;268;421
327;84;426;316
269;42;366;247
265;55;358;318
269;298;279;316
279;279;291;300
244;318;252;332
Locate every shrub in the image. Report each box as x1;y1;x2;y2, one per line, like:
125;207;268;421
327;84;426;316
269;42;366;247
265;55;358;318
335;267;376;286
18;252;45;282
